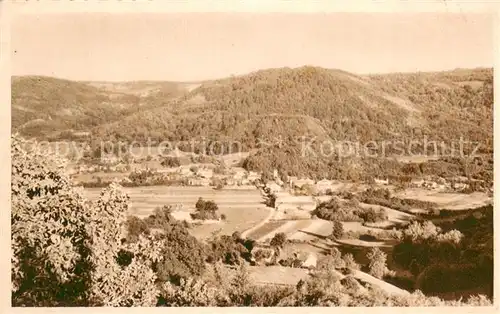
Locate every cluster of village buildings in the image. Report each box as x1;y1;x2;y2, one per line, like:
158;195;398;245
70;152;485;194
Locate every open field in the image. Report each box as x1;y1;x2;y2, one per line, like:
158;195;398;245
218;264;408;295
288;219;332;241
351;270;409;296
394;188;492;210
246;220;288;240
249;265;311;286
84;186;270;240
73;171;130;182
257;220;314;242
207;265;313;287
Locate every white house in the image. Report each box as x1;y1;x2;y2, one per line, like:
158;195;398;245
197;168;213;179
374;178;389;185
302;253;318;269
293;178;315;189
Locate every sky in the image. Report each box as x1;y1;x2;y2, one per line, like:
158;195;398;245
11;12;495;82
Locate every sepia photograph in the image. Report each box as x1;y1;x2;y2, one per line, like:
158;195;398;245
8;2;496;308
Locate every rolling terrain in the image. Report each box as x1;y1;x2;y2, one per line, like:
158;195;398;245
12;67;493;182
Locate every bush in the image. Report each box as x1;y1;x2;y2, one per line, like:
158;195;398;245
191;198;220;220
270;232;287;248
196;198;219;213
330;220;344;240
156;223;207;284
340;276;361;292
207;235;251;265
313;198;362;222
342;253;360;270
126;216;151;243
357;207;388;223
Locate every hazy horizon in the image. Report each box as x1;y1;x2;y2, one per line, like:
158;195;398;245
12;13;494;82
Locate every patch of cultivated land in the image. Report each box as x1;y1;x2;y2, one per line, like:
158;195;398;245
351;270;409;296
84;186;270;240
288;219;332;241
280;242;326;258
248;265;311;286
394;188;492;210
214;265;312;287
257;220;314;242
73;171;129;182
392;155;440;163
359;203;414;225
245;220;287;240
275;192;316;211
221;264;408;295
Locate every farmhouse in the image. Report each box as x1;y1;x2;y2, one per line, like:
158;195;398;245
292;178;315;189
247;171;261;182
374;178;389;185
453;182;468;191
301;253;317;269
178;166;192;176
232;168;247;180
188;177;210;186
265;182;282;193
315;179;334;194
196;168;213;179
239;178;251;186
410;178;425;187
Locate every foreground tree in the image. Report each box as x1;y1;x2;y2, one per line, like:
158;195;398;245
11;135;163;306
330;220;344;240
366;247;389;279
270;232;287;249
12;135;94;306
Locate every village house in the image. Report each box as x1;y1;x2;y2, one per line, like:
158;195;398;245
101;154;120;165
112;162;128;172
121;177;132;184
423;181;439;189
232;168;247;180
453;182;468;191
196;168;214;179
188;177;210;186
301;253;318;269
315;179;334;194
247;171;261;182
177;166;192;176
374;178;389;185
410;178;425;187
292;178;315;189
265;181;282;194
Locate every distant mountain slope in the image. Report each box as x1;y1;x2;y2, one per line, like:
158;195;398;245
11;76;189;139
92;66;426;147
12;67;493;162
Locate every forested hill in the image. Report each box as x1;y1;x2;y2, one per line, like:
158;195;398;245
12;67;493;158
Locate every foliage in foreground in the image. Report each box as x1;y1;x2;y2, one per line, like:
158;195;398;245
12;135;164;306
11;134;493;307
